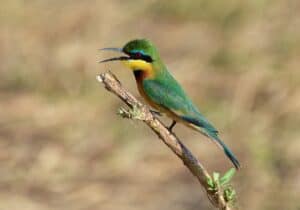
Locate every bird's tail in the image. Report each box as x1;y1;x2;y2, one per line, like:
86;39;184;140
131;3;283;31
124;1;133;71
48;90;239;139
206;129;240;169
182;115;240;169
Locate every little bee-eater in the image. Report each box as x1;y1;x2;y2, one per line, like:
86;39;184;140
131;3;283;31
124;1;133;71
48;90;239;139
100;39;240;169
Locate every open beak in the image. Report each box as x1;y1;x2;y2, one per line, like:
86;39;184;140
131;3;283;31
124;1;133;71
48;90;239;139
99;47;130;63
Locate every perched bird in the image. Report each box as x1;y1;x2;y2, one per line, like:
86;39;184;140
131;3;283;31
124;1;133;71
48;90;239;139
100;39;240;169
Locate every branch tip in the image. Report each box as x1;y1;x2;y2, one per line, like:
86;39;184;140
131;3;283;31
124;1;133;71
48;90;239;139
96;74;103;83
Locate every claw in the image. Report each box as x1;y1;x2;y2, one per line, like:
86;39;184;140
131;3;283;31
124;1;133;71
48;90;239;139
168;120;176;131
150;110;162;116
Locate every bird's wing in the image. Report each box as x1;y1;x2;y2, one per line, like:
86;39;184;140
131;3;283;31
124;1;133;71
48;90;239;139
142;79;217;132
143;79;240;169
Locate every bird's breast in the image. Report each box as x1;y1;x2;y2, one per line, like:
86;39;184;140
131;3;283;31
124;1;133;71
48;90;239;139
133;70;161;110
133;70;149;99
133;70;146;81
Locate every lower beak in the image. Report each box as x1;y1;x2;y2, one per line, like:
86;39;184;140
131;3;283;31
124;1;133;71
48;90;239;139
99;56;130;63
99;47;130;63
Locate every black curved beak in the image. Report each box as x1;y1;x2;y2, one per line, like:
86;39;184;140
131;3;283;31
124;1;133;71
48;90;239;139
99;48;130;63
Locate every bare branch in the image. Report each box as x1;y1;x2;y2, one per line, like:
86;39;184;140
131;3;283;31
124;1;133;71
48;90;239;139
97;71;233;210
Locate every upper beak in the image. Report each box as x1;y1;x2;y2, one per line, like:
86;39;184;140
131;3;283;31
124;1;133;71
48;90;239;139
99;47;130;63
99;47;123;53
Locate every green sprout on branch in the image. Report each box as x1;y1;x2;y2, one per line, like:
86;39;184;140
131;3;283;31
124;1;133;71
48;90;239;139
207;168;237;203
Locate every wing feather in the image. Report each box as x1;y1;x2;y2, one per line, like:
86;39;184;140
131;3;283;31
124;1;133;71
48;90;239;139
143;79;216;130
142;79;240;169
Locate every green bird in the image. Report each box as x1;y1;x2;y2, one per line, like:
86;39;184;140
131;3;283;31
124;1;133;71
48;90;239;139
100;39;240;169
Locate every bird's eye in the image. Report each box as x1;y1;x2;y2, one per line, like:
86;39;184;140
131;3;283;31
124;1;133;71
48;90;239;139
135;52;142;58
129;52;153;62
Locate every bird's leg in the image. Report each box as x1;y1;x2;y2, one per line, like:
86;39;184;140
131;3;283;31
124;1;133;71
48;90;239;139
150;110;162;116
168;120;177;131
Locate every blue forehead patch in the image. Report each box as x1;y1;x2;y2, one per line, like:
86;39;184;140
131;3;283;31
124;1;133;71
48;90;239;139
130;49;146;55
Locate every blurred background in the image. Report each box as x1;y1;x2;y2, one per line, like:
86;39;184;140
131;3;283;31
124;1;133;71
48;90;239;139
1;0;300;209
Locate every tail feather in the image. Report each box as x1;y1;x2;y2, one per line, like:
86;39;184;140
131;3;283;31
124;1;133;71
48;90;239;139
181;115;240;169
206;130;240;169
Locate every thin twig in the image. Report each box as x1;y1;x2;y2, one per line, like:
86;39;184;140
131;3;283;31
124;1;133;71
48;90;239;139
97;71;232;210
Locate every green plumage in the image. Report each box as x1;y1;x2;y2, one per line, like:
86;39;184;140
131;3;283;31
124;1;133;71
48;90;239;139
101;39;240;169
143;67;240;169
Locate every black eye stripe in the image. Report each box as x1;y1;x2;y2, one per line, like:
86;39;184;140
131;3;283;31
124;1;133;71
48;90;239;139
130;52;153;62
141;55;153;62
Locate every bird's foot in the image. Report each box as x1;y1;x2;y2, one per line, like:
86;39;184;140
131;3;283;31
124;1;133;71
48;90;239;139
150;110;162;116
168;120;177;132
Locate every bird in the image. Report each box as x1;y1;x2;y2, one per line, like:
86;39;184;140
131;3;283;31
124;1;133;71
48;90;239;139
100;39;240;169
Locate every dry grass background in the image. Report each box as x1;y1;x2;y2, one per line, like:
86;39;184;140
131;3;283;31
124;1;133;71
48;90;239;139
1;0;300;210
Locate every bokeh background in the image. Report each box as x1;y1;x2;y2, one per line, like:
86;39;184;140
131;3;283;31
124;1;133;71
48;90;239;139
1;0;300;210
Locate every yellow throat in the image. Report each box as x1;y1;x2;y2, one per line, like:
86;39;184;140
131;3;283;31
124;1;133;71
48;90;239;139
122;59;154;77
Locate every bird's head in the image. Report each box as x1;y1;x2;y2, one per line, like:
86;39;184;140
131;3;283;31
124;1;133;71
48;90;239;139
100;39;160;72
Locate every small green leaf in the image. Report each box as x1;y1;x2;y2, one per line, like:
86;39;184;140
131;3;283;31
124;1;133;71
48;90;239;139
224;186;236;202
207;177;215;188
220;168;236;186
213;172;220;182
